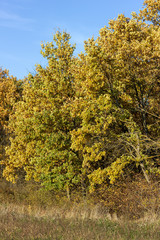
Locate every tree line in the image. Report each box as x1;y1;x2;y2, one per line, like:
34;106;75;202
0;0;160;199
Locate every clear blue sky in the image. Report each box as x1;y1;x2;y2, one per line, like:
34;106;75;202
0;0;144;79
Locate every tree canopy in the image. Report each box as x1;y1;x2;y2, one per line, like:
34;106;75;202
0;68;22;174
1;0;160;196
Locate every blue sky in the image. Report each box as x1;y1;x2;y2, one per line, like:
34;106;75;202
0;0;144;79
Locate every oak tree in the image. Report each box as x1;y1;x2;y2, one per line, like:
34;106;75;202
3;32;81;198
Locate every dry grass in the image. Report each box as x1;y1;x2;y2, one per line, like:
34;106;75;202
0;203;160;240
0;178;160;239
0;202;111;220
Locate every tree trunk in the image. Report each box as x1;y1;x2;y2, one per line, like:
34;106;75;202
140;162;150;184
66;183;70;200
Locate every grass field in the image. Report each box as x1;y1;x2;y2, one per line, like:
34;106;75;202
0;204;160;240
0;179;159;239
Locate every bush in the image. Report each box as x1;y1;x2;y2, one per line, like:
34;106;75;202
90;175;160;219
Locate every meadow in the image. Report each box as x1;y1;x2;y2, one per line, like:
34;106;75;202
0;178;159;240
0;201;159;240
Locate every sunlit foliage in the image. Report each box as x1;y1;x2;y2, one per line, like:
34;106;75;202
2;0;160;195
